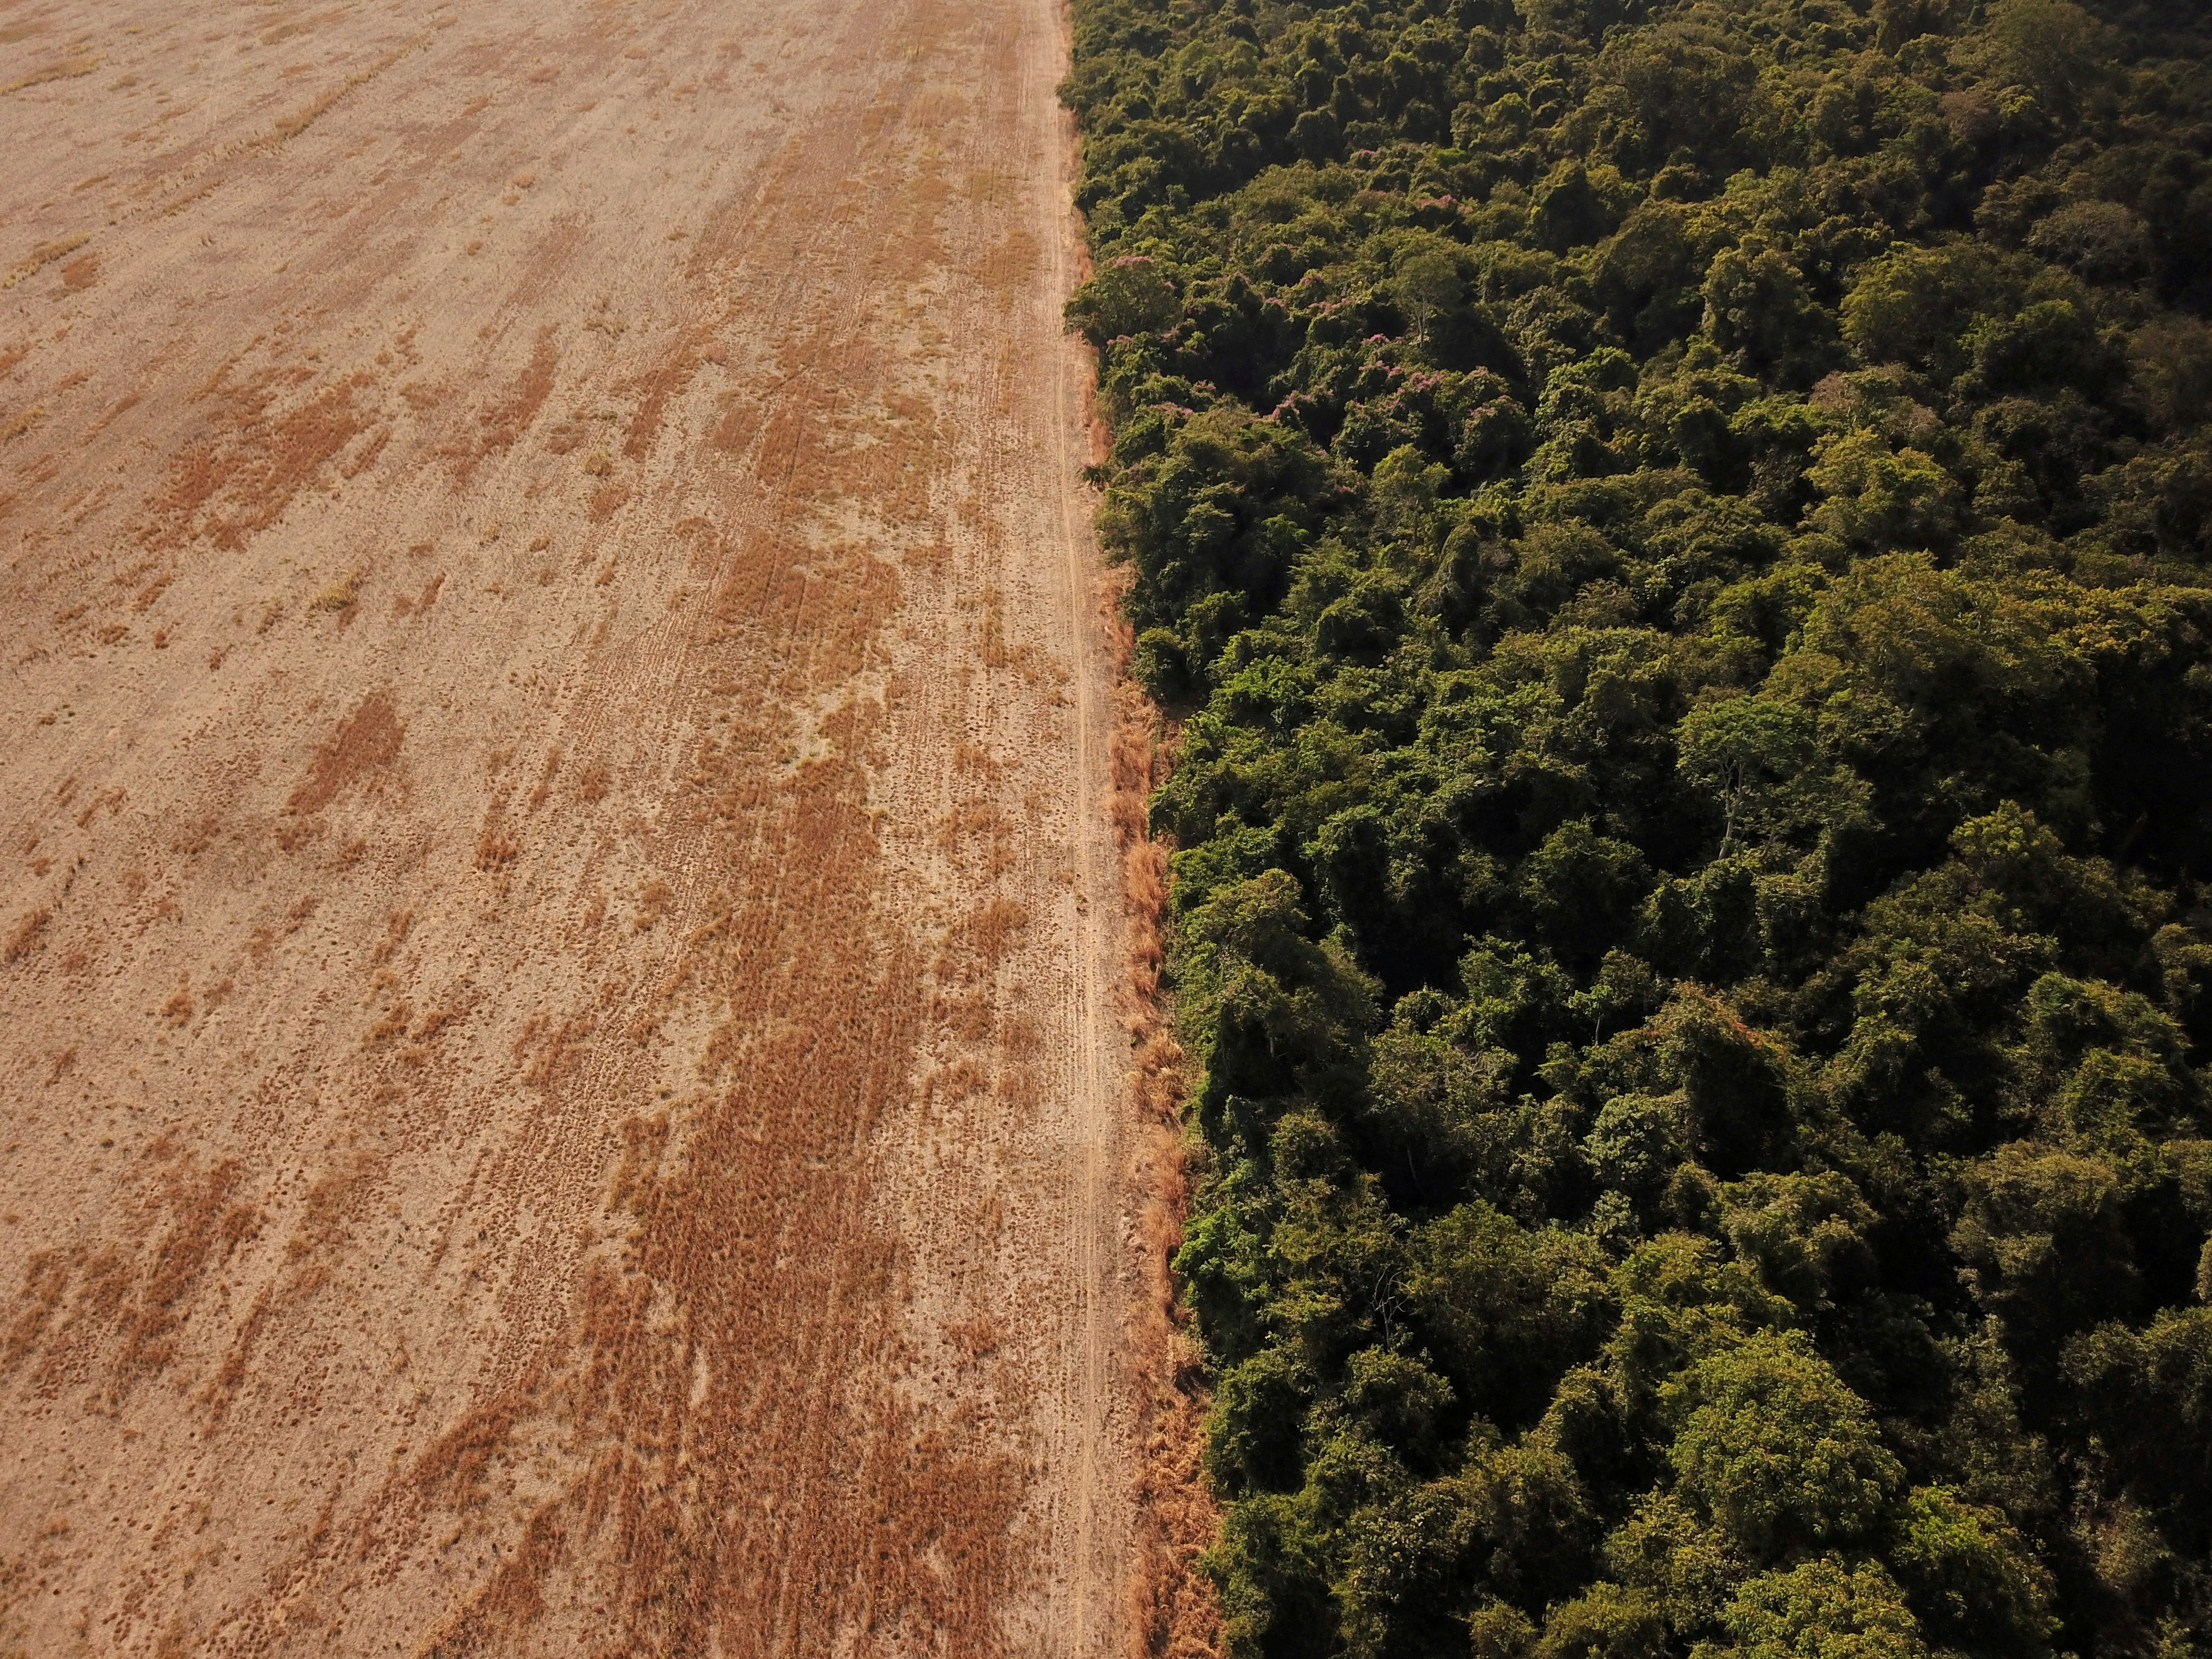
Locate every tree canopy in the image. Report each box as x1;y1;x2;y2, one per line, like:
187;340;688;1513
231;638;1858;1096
1063;0;2212;1654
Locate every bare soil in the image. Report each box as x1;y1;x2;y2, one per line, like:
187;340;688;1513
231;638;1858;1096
0;2;1142;1653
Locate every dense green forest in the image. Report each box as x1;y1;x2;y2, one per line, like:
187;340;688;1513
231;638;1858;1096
1061;0;2212;1655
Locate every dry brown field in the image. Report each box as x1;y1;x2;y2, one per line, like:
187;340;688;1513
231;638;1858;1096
0;0;1148;1652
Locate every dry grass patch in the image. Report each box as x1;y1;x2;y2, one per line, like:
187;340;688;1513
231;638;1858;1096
0;54;97;96
259;9;348;48
3;236;88;291
289;690;404;815
4;907;50;963
315;567;363;611
474;797;519;870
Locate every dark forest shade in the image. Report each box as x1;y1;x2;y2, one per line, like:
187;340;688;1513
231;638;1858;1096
1063;1;2212;1655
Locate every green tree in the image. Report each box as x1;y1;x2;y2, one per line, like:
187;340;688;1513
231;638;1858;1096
1666;1332;1903;1559
1709;1556;1929;1659
1887;1486;2057;1659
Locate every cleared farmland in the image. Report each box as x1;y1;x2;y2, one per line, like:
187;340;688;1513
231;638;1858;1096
0;1;1146;1653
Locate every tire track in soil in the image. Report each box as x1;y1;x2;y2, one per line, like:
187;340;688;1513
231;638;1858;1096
0;1;1135;1655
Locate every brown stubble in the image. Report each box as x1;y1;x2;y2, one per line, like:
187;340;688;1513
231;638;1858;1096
0;0;1135;1655
410;389;990;1659
362;8;1076;1654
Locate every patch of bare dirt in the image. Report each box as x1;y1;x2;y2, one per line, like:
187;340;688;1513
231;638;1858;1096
0;1;1147;1653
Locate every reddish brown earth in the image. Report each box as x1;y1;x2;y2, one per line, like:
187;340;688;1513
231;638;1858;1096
0;1;1148;1653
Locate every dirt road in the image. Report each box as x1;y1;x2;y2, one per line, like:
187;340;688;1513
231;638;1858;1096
0;1;1139;1652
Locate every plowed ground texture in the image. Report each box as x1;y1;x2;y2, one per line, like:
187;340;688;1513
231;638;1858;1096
0;1;1144;1653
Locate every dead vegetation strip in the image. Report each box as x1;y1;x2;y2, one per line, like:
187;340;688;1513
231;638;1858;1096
1105;584;1223;1659
1065;182;1221;1657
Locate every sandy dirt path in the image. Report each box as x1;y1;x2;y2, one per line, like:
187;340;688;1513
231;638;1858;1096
0;1;1140;1653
